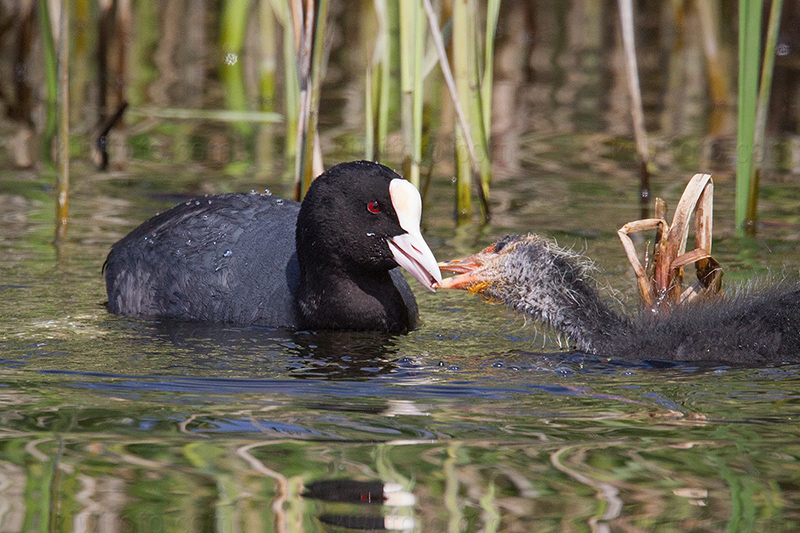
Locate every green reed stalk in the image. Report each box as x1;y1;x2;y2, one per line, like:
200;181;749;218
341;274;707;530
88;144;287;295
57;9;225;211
71;0;90;123
220;0;252;135
38;0;57;167
364;1;377;159
291;0;313;197
365;0;390;160
482;0;499;137
735;0;762;231
38;0;57;109
365;65;375;159
56;0;69;239
412;3;425;177
378;1;390;159
271;0;300;157
480;0;500;187
126;107;281;122
479;481;501;533
400;0;414;179
746;0;783;233
465;1;486;182
292;0;312;196
453;0;472;220
421;0;489;220
399;0;425;187
471;0;497;189
221;0;250;66
444;442;464;533
617;0;650;209
254;0;277;166
259;0;277;112
129;0;158;108
298;0;329;195
97;0;111;127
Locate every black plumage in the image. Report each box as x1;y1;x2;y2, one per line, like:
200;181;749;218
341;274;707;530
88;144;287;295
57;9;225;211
104;161;441;333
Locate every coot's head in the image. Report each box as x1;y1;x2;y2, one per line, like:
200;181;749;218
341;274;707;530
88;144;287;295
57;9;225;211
296;161;441;290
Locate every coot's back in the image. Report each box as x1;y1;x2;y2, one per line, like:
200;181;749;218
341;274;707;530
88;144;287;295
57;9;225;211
104;193;301;326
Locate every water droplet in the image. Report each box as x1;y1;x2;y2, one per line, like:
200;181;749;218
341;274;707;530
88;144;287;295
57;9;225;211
263;189;272;196
224;52;238;65
223;250;232;257
186;239;193;245
451;176;457;184
195;200;201;206
250;189;257;195
185;201;192;206
275;199;284;205
366;232;375;237
202;215;208;220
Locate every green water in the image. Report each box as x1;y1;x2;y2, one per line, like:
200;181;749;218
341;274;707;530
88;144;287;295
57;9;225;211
4;1;800;530
2;157;800;531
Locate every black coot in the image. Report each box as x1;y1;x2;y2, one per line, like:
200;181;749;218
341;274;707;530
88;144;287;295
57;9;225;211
104;161;442;333
439;234;800;363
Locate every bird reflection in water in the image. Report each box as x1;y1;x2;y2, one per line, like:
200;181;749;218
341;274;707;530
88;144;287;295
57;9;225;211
149;320;403;379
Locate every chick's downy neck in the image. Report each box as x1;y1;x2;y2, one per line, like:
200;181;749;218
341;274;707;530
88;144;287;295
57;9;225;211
482;239;630;354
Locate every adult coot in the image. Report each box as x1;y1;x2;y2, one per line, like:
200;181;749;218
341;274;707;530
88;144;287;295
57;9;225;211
438;234;800;363
104;161;442;333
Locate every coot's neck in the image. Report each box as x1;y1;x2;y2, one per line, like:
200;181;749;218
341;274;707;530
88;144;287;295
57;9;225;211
295;266;412;333
493;243;631;354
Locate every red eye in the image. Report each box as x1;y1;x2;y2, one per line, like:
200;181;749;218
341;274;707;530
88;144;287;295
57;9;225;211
367;200;381;214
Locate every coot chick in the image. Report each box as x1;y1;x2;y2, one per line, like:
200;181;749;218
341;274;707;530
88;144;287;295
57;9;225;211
104;161;442;333
439;234;800;363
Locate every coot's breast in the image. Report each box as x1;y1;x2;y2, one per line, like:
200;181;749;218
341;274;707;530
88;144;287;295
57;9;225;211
104;193;302;326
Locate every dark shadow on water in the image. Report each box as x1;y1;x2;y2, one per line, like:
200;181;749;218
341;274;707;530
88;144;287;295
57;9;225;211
501;349;788;373
149;320;401;380
285;329;400;380
479;349;760;379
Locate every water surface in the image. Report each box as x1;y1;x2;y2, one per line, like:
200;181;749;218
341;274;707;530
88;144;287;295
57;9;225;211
3;2;800;530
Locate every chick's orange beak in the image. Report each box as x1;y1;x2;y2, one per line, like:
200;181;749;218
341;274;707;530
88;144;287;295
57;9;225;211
437;244;499;290
437;271;481;290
